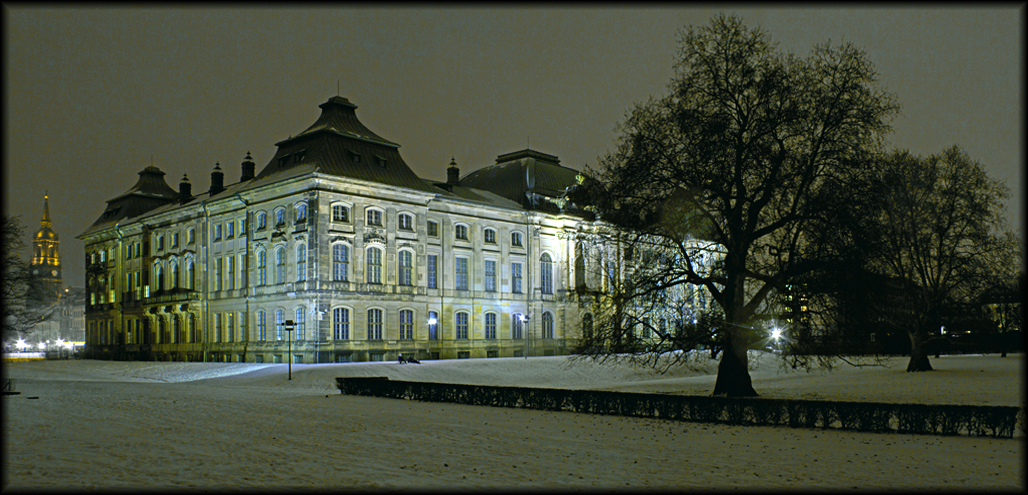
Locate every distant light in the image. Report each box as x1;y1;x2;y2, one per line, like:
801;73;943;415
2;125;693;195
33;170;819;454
940;326;946;335
771;328;782;341
16;339;27;350
427;317;437;325
38;342;46;350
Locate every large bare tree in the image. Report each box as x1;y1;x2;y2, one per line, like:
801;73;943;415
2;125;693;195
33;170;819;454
575;15;898;396
3;215;55;343
868;147;1021;371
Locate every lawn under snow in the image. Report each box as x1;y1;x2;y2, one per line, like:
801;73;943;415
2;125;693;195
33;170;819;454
3;352;1023;490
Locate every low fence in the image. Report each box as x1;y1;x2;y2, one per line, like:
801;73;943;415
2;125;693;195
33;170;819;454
336;377;1024;438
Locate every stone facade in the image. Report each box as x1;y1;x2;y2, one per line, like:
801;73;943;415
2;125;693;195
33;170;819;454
77;97;599;363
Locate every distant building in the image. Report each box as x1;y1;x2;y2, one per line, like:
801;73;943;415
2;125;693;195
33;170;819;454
30;194;63;303
77;96;606;363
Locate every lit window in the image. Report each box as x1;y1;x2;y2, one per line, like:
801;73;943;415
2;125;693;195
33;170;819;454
455;224;468;241
484;228;496;244
428;310;439;340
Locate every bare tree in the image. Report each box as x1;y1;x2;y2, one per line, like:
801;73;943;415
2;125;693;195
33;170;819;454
3;215;55;344
867;147;1022;371
574;15;898;396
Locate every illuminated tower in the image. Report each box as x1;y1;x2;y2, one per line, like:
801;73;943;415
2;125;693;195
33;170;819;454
31;192;62;301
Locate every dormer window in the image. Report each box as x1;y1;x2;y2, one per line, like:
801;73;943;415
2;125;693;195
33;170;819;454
375;155;387;168
278;155;290;167
294;150;306;162
348;150;362;164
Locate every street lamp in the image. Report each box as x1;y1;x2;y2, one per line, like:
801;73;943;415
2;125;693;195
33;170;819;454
282;319;295;380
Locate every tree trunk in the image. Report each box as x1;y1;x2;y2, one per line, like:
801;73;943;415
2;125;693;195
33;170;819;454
906;329;933;372
711;329;758;397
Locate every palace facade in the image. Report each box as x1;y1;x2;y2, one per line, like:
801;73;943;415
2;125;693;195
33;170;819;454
78;96;604;363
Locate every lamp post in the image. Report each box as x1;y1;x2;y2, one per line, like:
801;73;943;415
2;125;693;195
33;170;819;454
283;319;295;380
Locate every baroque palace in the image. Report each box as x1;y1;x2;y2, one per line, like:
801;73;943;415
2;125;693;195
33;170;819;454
78;96;604;363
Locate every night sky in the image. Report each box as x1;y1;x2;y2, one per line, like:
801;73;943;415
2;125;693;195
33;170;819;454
5;6;1022;288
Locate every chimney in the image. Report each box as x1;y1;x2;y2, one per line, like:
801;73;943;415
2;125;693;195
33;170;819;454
179;174;192;203
446;157;460;185
210;162;224;196
240;151;255;181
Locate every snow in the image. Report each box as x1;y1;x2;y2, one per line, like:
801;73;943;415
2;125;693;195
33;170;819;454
3;352;1023;490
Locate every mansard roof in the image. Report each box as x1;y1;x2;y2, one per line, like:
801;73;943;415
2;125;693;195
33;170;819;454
458;149;584;212
246;96;437;193
79;166;179;237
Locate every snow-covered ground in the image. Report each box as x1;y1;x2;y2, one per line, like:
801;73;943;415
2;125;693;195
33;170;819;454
3;353;1023;490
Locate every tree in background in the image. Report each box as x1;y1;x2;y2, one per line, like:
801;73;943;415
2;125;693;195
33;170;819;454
574;14;898;396
3;215;55;345
866;146;1022;371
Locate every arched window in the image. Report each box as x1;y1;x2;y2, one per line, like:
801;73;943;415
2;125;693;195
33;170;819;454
256;212;267;230
332;244;349;281
399;309;413;339
575;243;587;291
512;313;524;339
333;307;350;340
542;312;554;339
295;202;308;224
485;312;497;339
398;250;413;286
455;311;469;339
256;250;266;286
484;228;497;244
366;208;383;227
172;315;181;343
366;247;382;284
295;307;306;341
367;309;383;340
170;260;179;289
255;310;266;341
158;316;168;343
540;253;553;294
187;228;196;244
275;247;286;284
455;224;469;241
296;243;306;281
428;310;439;340
398;213;414;231
275;309;286;340
154;263;164;292
511;231;523;247
226;313;234;343
274;207;286;227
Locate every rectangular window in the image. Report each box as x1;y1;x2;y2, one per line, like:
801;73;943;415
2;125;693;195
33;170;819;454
484;260;496;292
296;307;306;341
215;257;223;291
512;314;524;339
239;254;247;288
332;205;349;222
398;251;413;286
226;221;234;239
366;209;382;226
399;310;413;339
427;221;438;237
398;214;413;231
225;255;234;290
214;224;222;241
455;224;468;240
296;244;306;281
455;257;468;291
213;313;222;343
427;255;438;289
484;229;496;244
240;218;246;235
332;244;349;282
172;233;179;248
428;310;438;340
226;313;234;343
512;232;523;247
512;262;523;293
